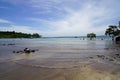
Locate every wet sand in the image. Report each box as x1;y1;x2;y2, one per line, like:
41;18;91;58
1;59;120;80
0;39;120;80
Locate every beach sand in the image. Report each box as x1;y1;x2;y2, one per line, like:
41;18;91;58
0;57;120;80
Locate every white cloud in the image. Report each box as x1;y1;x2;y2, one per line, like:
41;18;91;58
27;2;113;36
0;19;13;24
31;0;120;36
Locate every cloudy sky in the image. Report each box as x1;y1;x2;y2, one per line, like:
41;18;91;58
0;0;120;37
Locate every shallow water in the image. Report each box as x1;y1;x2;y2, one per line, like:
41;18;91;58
0;38;120;80
0;38;120;68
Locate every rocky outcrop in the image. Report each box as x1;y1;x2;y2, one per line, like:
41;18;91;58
115;36;120;43
13;48;39;54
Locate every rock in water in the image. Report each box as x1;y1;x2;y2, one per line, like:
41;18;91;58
24;48;30;53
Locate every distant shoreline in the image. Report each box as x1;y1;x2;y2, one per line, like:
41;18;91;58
0;31;41;38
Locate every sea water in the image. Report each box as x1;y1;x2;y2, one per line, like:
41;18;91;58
0;37;120;68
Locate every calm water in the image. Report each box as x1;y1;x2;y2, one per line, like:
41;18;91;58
0;37;120;68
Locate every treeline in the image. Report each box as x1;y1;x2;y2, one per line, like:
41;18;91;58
0;31;41;38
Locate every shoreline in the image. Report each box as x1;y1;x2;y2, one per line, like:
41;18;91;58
0;57;120;80
0;39;120;80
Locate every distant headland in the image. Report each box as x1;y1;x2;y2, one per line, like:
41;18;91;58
0;31;41;38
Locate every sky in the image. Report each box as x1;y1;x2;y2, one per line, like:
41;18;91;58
0;0;120;37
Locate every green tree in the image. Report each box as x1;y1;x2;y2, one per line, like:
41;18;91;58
105;25;120;40
87;33;96;40
32;33;41;38
0;31;41;38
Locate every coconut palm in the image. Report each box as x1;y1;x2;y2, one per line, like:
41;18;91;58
87;33;96;40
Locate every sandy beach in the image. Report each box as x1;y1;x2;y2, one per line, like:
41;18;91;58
0;38;120;80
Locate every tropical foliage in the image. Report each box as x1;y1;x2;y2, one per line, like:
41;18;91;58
0;31;41;38
105;22;120;40
87;33;96;40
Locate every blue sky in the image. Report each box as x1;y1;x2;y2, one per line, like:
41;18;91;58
0;0;120;37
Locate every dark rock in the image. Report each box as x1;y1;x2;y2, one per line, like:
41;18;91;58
104;48;109;50
31;50;35;52
13;48;38;54
105;57;109;59
115;36;120;43
25;51;30;53
96;55;106;60
16;51;19;53
115;54;120;56
89;57;93;59
113;57;116;59
13;51;16;53
2;44;6;46
97;55;105;58
109;58;114;61
19;51;24;54
101;38;103;40
2;43;15;46
8;44;15;45
24;48;29;51
25;50;30;53
24;48;30;53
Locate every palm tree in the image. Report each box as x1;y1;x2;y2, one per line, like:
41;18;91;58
105;25;119;40
87;33;96;40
